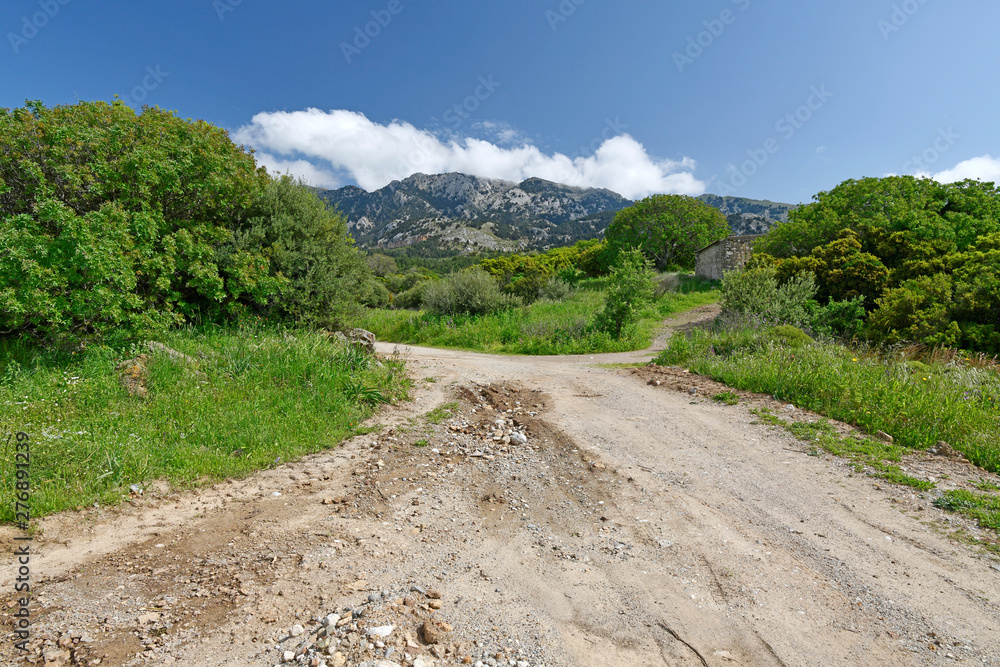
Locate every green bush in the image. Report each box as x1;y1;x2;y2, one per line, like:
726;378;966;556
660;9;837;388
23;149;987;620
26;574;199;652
362;280;392;308
238;176;371;327
808;296;866;339
0;100;277;343
538;277;573;301
769;324;812;348
594;249;656;338
393;280;434;310
422;268;520;316
719;265;817;327
383;267;435;295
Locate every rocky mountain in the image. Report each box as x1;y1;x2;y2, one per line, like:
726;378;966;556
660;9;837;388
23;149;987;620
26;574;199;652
315;172;795;253
696;194;796;236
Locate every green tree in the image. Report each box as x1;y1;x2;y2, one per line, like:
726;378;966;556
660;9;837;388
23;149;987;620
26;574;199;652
867;274;960;348
757;176;1000;263
604;194;729;270
239;176;372;327
367;253;398;277
0;100;278;342
595;250;656;338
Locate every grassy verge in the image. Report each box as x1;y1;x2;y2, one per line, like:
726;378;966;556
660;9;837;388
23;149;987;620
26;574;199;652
655;322;1000;534
0;324;410;522
750;407;934;490
358;282;719;356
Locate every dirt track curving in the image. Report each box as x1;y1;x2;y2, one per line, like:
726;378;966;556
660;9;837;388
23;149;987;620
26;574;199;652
3;304;1000;666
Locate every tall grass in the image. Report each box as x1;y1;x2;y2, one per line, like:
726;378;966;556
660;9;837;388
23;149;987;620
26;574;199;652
0;323;409;520
656;326;1000;473
359;284;719;356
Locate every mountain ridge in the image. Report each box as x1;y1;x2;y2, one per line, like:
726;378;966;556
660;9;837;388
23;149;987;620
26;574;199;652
314;172;795;252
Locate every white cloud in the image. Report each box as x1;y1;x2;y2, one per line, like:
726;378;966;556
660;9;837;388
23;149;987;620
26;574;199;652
232;108;705;199
252;152;343;189
932;155;1000;184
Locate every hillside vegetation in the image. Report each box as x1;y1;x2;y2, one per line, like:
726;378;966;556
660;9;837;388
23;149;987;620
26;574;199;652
0;101;405;520
0;100;380;346
753;176;1000;354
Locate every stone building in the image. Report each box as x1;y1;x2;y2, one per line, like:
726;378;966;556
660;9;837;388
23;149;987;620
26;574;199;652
694;234;763;281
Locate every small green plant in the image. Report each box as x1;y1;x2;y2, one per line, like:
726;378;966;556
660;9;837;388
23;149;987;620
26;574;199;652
413;439;430;448
750;408;935;489
339;378;388;406
595;249;656;339
934;490;1000;531
425;402;459;424
974;478;1000;492
712;391;739;405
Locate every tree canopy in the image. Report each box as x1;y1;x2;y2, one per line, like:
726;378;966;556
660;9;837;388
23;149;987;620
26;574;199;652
753;175;1000;353
604;194;729;270
0;100;369;343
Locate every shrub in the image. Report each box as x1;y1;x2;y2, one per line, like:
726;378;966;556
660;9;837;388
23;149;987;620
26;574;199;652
656;273;681;296
393;280;435;310
720;265;817;327
538;277;573;302
595;249;656;338
809;296;866;339
867;273;960;348
384;268;435;295
769;324;812;348
239;176;371;327
0;100;277;343
362;280;392;308
422;268;520;316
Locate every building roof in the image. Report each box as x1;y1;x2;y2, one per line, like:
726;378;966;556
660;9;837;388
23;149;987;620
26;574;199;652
695;233;764;255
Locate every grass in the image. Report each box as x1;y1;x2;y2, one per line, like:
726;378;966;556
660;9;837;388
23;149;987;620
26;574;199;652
656;320;1000;535
712;391;739;405
934;490;1000;530
0;323;410;522
751;408;934;490
425;402;459;424
656;325;1000;474
358;278;719;356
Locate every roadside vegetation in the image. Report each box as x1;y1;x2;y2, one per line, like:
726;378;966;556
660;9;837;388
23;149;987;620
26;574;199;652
656;179;1000;536
0;100;406;521
0;326;407;520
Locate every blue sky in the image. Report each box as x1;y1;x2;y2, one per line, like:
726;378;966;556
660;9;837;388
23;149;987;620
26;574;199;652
2;0;998;204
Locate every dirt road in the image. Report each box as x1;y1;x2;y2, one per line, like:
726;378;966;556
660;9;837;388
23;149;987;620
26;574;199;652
3;305;1000;666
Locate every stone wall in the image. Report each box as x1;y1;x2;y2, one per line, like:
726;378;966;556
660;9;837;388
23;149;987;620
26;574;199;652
695;235;762;281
